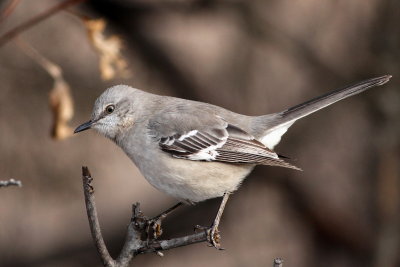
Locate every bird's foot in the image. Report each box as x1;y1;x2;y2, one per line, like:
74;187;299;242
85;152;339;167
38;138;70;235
146;202;183;241
208;224;224;250
194;224;224;250
146;217;164;240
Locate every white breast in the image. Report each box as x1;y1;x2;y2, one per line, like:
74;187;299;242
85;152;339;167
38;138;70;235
124;129;254;202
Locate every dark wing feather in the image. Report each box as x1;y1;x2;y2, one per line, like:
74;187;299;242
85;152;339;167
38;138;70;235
157;121;300;170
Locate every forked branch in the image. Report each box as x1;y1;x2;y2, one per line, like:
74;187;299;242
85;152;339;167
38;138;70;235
81;166;208;267
82;167;282;266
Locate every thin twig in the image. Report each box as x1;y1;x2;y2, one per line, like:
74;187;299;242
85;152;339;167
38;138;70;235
0;0;86;47
0;0;21;24
81;166;210;267
15;37;62;78
0;178;22;188
82;167;116;267
137;231;208;254
15;38;74;140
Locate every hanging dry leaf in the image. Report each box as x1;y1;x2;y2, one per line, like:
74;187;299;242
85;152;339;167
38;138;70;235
84;18;130;80
16;39;74;140
48;78;74;140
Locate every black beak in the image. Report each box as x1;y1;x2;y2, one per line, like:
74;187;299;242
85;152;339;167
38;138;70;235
74;120;93;134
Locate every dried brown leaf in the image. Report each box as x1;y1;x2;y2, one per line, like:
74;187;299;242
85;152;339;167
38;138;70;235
16;39;74;140
48;78;74;140
84;18;130;80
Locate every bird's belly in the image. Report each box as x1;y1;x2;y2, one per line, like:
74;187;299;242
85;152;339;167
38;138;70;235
132;150;254;202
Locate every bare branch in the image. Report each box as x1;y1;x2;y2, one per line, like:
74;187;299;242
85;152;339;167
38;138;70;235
0;178;22;188
81;166;210;267
137;231;207;254
0;0;86;47
82;167;116;267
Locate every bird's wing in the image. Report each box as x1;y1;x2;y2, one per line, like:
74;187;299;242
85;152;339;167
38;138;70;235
148;114;299;170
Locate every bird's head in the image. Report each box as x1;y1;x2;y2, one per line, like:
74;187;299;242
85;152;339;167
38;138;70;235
74;85;139;140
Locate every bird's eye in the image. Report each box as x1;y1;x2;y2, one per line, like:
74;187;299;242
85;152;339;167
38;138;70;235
105;105;115;114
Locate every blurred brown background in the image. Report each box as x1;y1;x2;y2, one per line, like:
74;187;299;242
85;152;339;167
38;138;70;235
0;0;399;266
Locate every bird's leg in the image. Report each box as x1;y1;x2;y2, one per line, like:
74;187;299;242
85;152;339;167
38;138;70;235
151;202;183;222
147;202;183;240
209;193;230;249
195;193;230;250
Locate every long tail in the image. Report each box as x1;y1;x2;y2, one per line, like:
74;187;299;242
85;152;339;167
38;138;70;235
258;75;391;149
277;75;391;127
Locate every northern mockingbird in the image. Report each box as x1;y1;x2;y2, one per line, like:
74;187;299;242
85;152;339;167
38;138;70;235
75;75;391;248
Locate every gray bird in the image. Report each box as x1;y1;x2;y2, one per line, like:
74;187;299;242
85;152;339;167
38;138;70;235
75;75;391;248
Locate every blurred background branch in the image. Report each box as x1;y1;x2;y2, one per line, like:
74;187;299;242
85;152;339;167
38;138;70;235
0;0;86;46
15;38;74;140
0;0;20;24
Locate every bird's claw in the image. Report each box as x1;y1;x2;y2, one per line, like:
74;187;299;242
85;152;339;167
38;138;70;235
145;218;163;241
208;225;224;250
152;219;163;239
194;224;224;250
